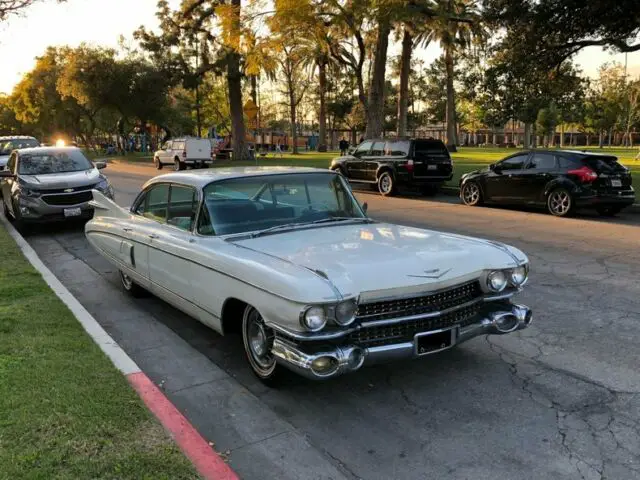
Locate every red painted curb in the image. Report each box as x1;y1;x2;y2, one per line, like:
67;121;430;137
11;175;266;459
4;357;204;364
127;372;239;480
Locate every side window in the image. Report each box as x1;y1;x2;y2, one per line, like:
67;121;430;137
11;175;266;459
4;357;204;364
7;153;17;173
528;153;556;169
174;141;185;151
370;141;385;157
141;184;169;222
387;140;410;156
162;141;171;150
353;140;373;157
499;154;528;171
167;185;197;231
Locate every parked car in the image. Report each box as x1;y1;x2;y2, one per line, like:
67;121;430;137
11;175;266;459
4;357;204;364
154;136;214;171
0;136;40;171
85;167;531;384
459;149;635;217
0;147;113;230
330;137;453;196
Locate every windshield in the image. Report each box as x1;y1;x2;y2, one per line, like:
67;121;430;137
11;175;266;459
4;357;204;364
0;138;39;155
198;172;366;236
18;150;93;175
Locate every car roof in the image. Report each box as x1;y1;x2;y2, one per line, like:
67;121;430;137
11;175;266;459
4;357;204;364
0;135;38;141
516;149;617;159
144;166;335;189
16;146;83;155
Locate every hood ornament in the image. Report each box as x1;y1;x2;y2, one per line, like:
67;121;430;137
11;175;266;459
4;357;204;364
408;268;451;279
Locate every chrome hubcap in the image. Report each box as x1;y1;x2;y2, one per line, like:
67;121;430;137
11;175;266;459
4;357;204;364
120;271;133;289
550;191;570;214
244;308;275;373
380;175;391;193
463;183;480;204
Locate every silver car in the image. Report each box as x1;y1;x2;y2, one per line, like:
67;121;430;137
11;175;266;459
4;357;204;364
0;136;40;171
0;147;114;230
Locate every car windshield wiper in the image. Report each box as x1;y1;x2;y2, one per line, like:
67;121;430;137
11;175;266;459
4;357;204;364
249;217;370;238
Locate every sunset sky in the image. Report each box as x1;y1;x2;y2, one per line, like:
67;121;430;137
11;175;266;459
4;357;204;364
2;0;639;95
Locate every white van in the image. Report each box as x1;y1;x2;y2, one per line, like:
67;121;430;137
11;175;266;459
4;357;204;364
154;137;214;171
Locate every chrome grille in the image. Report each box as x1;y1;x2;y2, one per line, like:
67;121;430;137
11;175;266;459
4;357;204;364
348;303;481;348
356;280;482;322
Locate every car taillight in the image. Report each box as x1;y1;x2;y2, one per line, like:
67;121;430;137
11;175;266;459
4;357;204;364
406;159;414;173
568;166;598;183
182;151;187;158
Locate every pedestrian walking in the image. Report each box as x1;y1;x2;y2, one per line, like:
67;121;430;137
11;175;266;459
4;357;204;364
339;138;349;156
274;140;283;158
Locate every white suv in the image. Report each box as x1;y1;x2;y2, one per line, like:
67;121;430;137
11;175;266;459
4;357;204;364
154;137;214;171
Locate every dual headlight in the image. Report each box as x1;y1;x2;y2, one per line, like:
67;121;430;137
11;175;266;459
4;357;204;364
300;299;358;332
486;264;529;292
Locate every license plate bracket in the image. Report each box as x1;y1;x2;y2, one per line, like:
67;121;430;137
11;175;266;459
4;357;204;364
415;328;457;356
63;207;82;217
427;164;438;170
610;179;622;187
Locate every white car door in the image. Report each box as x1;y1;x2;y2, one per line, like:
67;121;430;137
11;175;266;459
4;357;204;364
146;183;201;310
159;141;172;164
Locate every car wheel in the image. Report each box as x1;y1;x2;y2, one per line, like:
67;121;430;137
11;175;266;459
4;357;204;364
119;270;147;298
174;159;185;171
242;305;282;386
378;171;396;197
596;206;623;217
461;181;483;206
154;157;163;170
547;188;574;217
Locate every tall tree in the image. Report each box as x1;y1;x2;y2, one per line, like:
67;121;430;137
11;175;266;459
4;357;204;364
0;0;64;20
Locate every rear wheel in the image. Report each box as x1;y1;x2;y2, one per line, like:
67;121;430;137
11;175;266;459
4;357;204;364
547;188;574;217
174;159;185;171
242;305;282;386
119;270;147;297
461;181;482;206
154;157;163;170
596;206;623;217
377;171;396;197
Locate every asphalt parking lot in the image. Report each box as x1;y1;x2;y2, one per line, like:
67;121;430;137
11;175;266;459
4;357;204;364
25;162;640;480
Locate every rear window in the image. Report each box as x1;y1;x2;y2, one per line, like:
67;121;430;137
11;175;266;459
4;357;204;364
582;156;627;174
385;140;410;156
413;140;449;157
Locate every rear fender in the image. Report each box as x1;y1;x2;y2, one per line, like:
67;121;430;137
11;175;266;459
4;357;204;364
89;189;130;220
544;178;579;198
375;163;395;180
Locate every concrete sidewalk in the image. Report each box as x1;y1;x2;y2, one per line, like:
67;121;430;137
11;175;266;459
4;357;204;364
27;231;349;480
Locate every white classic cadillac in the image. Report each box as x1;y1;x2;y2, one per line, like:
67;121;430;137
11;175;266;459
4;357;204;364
85;167;532;384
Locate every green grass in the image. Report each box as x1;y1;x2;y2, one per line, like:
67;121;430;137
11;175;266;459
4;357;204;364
0;226;199;479
114;147;640;189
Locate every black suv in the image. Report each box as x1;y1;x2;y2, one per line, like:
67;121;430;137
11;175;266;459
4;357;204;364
329;138;453;196
459;149;635;217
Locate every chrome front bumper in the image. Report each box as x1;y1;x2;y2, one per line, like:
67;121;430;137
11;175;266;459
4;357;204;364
271;303;532;380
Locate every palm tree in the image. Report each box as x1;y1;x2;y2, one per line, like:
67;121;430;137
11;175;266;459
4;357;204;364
424;0;484;152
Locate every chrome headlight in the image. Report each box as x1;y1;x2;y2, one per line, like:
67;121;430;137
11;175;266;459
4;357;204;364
510;265;529;287
301;306;327;332
487;270;508;292
334;299;357;326
21;187;41;198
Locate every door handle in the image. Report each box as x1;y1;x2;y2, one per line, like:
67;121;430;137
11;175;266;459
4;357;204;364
148;234;159;239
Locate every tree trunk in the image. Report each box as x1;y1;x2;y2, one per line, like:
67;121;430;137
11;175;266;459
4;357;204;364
559;124;564;147
608;128;613;146
397;27;412;137
365;19;390;139
524;123;531;148
598;130;604;148
289;88;298;154
444;45;458;152
227;51;247;161
250;75;257;104
317;60;327;152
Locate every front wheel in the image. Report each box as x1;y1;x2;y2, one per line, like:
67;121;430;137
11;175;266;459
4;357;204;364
242;305;282;386
461;181;482;206
547;188;574;217
378;171;396;197
154;157;163;170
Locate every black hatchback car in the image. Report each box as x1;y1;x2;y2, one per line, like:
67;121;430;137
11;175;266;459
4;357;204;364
459;149;635;217
330;138;453;196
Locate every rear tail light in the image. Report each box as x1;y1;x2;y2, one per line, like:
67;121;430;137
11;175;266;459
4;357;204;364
568;166;598;183
182;151;187;158
406;159;414;173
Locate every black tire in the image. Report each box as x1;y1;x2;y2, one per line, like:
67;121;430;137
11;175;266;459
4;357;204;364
547;188;574;217
596;206;623;217
154;157;163;170
461;181;483;206
377;171;396;197
174;159;185;171
242;305;283;386
119;270;148;298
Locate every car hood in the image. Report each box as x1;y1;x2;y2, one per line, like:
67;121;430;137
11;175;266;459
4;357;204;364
230;222;527;301
20;168;101;189
0;155;8;167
